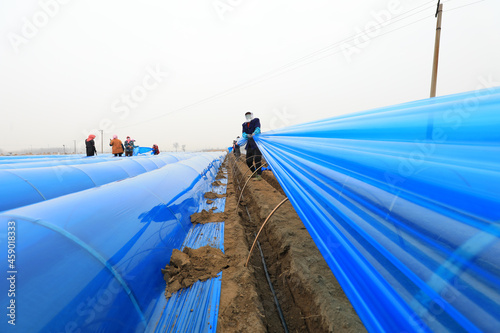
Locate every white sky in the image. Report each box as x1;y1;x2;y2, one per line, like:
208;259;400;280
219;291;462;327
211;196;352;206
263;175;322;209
1;0;499;153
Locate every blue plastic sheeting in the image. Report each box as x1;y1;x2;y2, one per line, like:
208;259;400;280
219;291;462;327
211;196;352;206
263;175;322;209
254;87;500;333
151;223;224;333
0;154;81;160
0;153;187;170
178;155;219;177
0;154;192;212
151;174;227;333
0;156;116;169
154;272;222;333
0;167;96;201
181;222;225;252
0;154;87;164
0;152;226;332
134;146;153;155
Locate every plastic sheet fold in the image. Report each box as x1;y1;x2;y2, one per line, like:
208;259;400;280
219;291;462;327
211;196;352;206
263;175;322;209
255;87;500;333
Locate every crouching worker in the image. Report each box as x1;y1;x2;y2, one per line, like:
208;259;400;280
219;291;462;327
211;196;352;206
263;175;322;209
242;111;262;180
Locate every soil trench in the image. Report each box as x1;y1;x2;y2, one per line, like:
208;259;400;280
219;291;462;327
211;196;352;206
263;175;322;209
173;154;366;332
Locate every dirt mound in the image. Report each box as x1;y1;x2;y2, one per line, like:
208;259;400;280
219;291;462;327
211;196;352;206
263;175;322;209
162;246;229;299
190;209;229;224
204;192;226;199
262;170;285;196
212;180;225;187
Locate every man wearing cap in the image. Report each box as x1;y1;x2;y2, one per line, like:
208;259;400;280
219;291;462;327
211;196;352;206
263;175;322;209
242;111;262;180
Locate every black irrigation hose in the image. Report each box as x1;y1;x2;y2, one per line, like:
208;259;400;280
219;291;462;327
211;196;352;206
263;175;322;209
248;211;289;333
233;165;289;333
253;228;290;333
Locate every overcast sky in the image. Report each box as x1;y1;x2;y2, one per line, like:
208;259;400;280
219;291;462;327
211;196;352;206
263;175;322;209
1;0;499;153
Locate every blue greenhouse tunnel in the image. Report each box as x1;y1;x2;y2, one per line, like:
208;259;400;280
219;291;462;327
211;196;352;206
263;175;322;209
0;152;225;332
0;154;197;212
243;86;500;333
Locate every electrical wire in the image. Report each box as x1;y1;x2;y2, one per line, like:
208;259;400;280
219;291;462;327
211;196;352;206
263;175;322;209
117;0;484;129
117;2;441;129
447;0;485;12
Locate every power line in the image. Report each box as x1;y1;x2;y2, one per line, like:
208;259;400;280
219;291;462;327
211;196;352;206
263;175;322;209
118;2;441;129
117;0;484;129
447;0;485;12
245;0;440;75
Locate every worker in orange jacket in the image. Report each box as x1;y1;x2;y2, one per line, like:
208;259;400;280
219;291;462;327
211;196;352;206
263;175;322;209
109;135;124;157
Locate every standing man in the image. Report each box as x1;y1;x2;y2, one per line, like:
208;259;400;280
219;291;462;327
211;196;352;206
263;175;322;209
232;138;241;159
242;111;262;180
124;136;135;157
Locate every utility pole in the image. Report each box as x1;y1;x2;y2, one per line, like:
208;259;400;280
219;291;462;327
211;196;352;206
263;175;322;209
98;130;104;154
73;140;76;154
430;0;443;98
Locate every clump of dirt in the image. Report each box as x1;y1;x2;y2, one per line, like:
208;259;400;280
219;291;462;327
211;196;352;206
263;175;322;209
190;210;229;224
162;246;229;299
212;180;225;187
206;199;214;204
204;192;226;199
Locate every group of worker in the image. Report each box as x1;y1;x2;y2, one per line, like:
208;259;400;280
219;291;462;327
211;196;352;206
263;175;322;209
84;112;262;178
85;135;160;157
233;111;263;180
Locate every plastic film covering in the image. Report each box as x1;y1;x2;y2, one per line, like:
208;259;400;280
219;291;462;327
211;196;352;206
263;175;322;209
0;152;226;332
134;146;153;155
0;154;87;164
0;154;191;212
151;170;227;333
254;87;500;333
152;223;224;333
0;156;116;169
